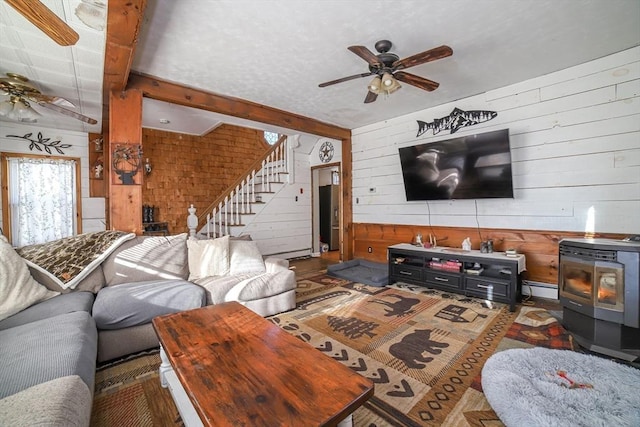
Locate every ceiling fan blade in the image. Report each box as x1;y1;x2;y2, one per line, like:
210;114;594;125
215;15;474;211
36;101;97;124
364;91;378;104
319;72;372;88
393;45;453;71
348;45;382;67
5;0;79;46
394;72;440;92
27;92;76;108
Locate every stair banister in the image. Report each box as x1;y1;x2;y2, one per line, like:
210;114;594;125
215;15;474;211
251;171;256;202
187;204;198;238
194;135;287;233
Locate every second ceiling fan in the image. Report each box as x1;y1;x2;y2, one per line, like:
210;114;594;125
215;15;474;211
0;73;97;124
319;40;453;103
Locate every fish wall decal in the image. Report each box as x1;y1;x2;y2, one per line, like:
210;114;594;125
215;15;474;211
416;108;497;137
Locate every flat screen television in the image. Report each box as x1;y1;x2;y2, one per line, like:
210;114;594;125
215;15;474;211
398;128;514;201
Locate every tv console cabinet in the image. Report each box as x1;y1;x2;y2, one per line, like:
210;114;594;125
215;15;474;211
388;243;526;311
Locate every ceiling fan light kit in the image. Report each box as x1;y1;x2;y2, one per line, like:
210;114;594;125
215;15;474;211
75;1;107;31
0;96;40;123
367;76;382;93
319;39;452;103
381;72;401;94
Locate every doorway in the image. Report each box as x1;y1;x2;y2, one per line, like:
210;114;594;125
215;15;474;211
311;163;340;260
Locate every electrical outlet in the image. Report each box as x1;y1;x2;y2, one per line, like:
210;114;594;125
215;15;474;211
368;247;372;253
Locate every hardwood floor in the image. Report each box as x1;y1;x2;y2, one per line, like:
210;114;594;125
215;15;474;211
289;252;340;279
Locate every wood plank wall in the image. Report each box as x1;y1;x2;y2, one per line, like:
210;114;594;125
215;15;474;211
349;47;639;289
352;223;627;286
0;122;106;235
351;48;638;236
141;125;269;233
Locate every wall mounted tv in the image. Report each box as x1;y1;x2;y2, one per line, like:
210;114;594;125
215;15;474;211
398;128;514;201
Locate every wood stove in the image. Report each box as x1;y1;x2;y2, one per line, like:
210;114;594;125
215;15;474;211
559;238;640;361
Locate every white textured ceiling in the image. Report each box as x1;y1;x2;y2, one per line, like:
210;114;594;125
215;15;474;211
1;0;639;136
134;0;640;133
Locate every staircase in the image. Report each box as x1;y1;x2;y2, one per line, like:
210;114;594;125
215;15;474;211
187;136;290;238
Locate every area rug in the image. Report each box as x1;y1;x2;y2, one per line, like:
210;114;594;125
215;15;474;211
91;274;575;426
91;351;181;427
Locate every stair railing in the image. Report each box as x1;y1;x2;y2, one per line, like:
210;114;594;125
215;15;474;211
193;135;288;237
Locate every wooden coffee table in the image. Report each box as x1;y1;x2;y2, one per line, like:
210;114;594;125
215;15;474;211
152;302;374;426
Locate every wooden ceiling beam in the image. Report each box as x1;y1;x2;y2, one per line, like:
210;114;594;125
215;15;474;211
102;0;147;133
127;72;351;140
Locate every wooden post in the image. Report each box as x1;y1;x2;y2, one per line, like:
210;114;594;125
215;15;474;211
109;89;143;234
341;135;353;261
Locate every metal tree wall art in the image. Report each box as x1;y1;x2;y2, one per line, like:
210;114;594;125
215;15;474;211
416;108;497;136
112;144;142;185
6;131;71;154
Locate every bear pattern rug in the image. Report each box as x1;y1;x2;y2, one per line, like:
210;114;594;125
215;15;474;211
269;274;575;426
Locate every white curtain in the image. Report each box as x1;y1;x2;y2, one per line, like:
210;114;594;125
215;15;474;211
8;157;77;247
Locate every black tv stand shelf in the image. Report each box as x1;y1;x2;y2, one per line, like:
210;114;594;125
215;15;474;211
388;243;525;311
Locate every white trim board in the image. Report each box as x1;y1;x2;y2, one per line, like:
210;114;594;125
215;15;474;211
522;280;559;300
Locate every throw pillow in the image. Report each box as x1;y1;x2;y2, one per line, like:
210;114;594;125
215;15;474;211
229;240;266;275
187;235;231;280
0;235;59;321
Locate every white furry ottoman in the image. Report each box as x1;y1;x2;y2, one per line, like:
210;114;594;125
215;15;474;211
481;348;640;427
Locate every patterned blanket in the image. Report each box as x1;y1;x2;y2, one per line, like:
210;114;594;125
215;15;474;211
17;231;135;290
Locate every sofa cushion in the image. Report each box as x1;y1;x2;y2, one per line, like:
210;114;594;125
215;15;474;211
230;270;295;301
0;311;97;399
229;240;266;275
187;235;230;280
265;257;290;273
0;292;94;331
0;375;92;427
16;231;135;291
92;279;206;330
0;235;59;322
195;270;295;305
103;233;189;286
194;274;255;305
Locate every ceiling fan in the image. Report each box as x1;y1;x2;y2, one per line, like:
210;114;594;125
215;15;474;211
0;73;97;124
319;40;453;103
4;0;79;46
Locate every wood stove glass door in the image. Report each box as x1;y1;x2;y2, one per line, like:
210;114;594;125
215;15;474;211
560;257;594;305
594;261;624;312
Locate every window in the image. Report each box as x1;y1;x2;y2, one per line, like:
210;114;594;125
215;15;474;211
263;131;280;145
1;153;81;247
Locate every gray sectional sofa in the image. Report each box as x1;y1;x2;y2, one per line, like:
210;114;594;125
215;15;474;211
0;231;296;426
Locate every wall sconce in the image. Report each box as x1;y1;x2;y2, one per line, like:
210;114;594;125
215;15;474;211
144;158;152;175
